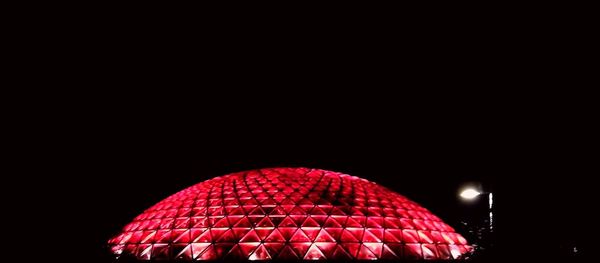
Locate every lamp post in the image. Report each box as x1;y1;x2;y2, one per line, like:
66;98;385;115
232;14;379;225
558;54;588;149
459;188;493;232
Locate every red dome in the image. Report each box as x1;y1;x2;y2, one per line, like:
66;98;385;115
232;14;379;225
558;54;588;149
108;168;471;260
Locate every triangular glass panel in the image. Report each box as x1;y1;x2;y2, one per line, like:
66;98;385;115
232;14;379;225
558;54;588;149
260;198;277;206
243;199;259;205
301;217;320;227
269;206;286;216
331;245;353;260
276;245;299;260
228;206;245;215
290;242;312;258
278;227;298;241
457;234;467;245
234;217;252;228
441;232;455;244
232;227;251;239
154;230;171;243
317;204;333;213
404;244;422;260
191;217;208;228
175;217;190;228
330;215;348;225
111;244;124;255
226;215;243;225
366;228;383;241
302;227;321;241
289;206;305;215
340;243;360;259
298;198;313;205
280;199;295;206
265;229;286;242
273;193;286;203
224;244;246;260
208;207;225;216
400;218;415;229
137;244;152;260
310;206;327;215
208;216;224;227
249;244;271;260
364;242;383;258
191;207;207;217
329;207;346;215
323;217;342;227
422;244;438;260
402;229;419;243
311;215;328;225
431;231;444;243
263;242;285;257
197;245;217;260
191;243;211;259
386;244;403;259
212;217;230;228
350;207;365;215
130;231;143;243
304;243;327;260
350;215;366;226
344;216;362;227
140;230;156;243
323;227;342;240
248;216;265;227
210;228;228;241
384;217;400;228
216;229;236;242
384;229;402;242
256;217;275;227
413;219;427;230
300;205;314;213
151;243;170;260
418;230;434;243
314;242;337;258
173;244;193;260
366;217;383;228
239;242;260;258
367;207;383;216
214;243;236;258
436;244;451;260
314;229;335;242
240;229;261;243
290;228;311;242
357;244;377;260
242;205;258;213
268;216;284;226
262;205;275;214
173;229;191;243
290;215;307;225
248;206;265;216
255;228;274;240
340;229;359;242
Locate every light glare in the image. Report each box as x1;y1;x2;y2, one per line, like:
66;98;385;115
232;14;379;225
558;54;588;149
460;188;481;199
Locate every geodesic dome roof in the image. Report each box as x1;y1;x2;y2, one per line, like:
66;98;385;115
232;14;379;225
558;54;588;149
108;167;471;260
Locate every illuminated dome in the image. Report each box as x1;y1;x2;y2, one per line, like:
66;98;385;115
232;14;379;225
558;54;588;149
108;168;471;260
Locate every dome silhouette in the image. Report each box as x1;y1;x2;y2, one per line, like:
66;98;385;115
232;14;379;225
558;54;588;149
108;167;471;260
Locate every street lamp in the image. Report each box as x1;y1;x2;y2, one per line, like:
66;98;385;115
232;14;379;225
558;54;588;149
459;187;493;232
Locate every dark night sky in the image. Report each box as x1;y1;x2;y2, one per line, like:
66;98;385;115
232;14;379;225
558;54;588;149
67;110;591;262
22;21;595;263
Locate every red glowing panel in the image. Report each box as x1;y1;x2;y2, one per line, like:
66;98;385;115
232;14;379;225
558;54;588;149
108;167;471;260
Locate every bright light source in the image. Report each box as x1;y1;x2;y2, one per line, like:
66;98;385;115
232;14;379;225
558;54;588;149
460;188;481;199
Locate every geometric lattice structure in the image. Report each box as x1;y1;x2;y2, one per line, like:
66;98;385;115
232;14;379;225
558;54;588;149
108;168;471;260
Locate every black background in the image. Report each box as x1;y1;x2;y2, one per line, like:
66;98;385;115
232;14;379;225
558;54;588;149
13;12;595;263
60;107;591;262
